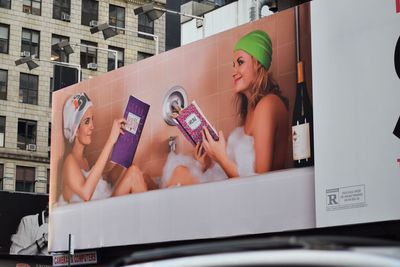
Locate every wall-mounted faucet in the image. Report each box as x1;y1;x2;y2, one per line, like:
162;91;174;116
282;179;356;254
162;86;188;126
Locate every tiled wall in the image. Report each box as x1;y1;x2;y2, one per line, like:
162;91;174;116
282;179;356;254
50;4;312;204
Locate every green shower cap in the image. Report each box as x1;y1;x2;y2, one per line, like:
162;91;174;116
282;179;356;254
234;30;272;70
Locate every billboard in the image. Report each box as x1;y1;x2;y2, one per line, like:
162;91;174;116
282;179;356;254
312;0;400;226
49;4;313;252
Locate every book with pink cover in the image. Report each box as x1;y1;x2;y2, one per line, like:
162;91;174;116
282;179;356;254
175;101;219;145
111;96;150;168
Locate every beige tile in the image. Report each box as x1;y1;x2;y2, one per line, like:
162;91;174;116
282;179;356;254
133;131;152;167
277;72;296;114
218;89;236;119
276;7;295;46
277;42;296;76
186;68;218;100
196;93;220;125
183;39;218;76
166;48;185;83
216;34;235;66
217;64;234;92
150;128;176;161
123;70;139;96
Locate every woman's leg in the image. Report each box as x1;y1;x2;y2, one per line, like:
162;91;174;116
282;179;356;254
112;165;147;196
166;165;199;187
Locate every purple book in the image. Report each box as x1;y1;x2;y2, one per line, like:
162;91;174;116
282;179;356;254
175;101;219;146
111;96;150;168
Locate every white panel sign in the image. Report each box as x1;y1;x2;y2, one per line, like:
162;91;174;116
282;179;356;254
312;0;400;227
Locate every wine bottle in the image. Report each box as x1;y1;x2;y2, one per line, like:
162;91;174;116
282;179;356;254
292;61;314;167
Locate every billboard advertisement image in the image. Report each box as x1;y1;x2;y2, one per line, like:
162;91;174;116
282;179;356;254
49;4;314;252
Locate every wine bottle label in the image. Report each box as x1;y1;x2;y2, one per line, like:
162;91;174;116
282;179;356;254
292;122;311;160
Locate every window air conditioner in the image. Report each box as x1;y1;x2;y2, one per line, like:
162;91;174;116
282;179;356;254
61;13;71;22
26;143;37;151
23;5;32;13
87;63;98;70
89;20;98;27
20;51;30;57
196;19;203;28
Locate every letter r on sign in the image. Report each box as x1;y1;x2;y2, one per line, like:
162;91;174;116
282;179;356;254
327;194;338;205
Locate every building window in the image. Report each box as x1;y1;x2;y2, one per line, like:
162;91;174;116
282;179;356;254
81;0;98;26
48;122;51;146
80;40;97;69
21;28;40;58
23;0;41;15
109;4;125;30
46;168;50;193
53;0;70;20
51;34;69;62
19;73;38;105
0;164;3;190
17;119;36;150
0;23;9;54
138;13;154;39
16;166;35;192
108;46;124;71
49;77;53;107
0;116;5;147
0;0;11;9
0;69;7;100
137;51;153;61
48;122;51;159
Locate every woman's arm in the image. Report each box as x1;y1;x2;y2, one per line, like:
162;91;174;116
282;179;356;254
252;96;278;173
202;128;239;178
64;139;114;201
64;118;126;201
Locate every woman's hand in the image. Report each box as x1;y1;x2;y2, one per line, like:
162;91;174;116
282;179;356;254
193;142;212;172
108;118;126;145
202;127;239;178
201;127;228;164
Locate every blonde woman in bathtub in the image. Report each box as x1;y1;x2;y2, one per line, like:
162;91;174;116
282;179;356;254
60;92;147;203
162;30;289;187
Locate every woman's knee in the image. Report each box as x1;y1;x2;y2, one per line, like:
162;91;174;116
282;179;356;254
168;165;198;187
126;165;143;177
172;165;190;177
126;165;147;192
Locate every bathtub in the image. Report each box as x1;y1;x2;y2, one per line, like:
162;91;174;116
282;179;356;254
49;167;315;252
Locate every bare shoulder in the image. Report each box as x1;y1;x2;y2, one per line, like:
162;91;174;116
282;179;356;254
254;94;287;118
64;153;76;166
62;154;79;176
